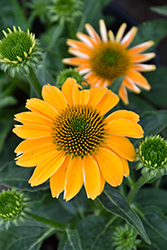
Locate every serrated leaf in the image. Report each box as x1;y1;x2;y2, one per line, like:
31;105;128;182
151;6;167;17
58;229;83;250
142;206;167;250
99;187;151;244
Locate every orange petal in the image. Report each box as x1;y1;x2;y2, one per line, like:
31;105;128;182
129;40;154;55
62;57;89;66
95;89;119;115
106;135;136;161
105;110;140;123
106;119;144;138
83;155;101;200
123;77;141;93
95;148;123;186
15;135;53;154
77;32;96;48
121;27;137;47
69;48;91;58
50;156;70;198
118;84;129;105
26;98;58;119
15;142;56;167
14;112;53;126
127;70;151;90
88;87;108;107
64;157;83;201
29;150;65;186
67;39;91;50
131;53;155;63
85;23;101;43
130;64;156;72
72;83;90;105
42;84;67;113
13;124;52;139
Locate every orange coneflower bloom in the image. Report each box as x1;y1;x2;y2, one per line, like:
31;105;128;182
13;78;143;201
63;20;156;104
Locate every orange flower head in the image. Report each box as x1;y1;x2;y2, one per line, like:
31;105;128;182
63;20;156;104
13;78;144;201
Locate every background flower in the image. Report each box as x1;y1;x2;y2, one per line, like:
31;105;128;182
63;20;156;104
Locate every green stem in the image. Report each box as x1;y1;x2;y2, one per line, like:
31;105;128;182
26;67;42;99
27;212;66;231
127;174;152;204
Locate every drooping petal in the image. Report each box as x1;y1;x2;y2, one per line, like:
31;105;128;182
14;112;53;126
42;84;67;113
95;89;119;115
121;27;137;47
127;70;151;90
106;135;136;161
95;148;123;186
26;98;58;119
50;155;70;198
106;119;144;138
83;155;101;200
64;157;83;201
13;124;53;139
15;142;56;167
118;84;129;105
105;110;140;123
123;77;141;93
29;150;65;186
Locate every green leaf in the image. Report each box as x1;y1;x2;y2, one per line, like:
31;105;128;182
7;228;55;250
0;96;17;108
0;230;17;250
109;76;124;95
77;215;115;250
143;67;167;107
135;188;167;214
0;120;13;152
142;206;167;250
58;229;83;250
131;19;167;48
151;6;167;17
0;161;48;191
0;0;29;36
99;187;151;244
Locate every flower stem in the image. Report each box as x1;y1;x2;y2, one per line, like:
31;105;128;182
127;174;154;203
27;212;66;231
26;67;42;99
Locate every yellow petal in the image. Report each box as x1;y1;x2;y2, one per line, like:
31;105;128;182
83;155;101;200
95;89;119;115
42;84;67;113
62;78;77;105
115;23;127;42
13;124;52;139
105;110;140;123
14;112;53;126
106;135;136;161
72;83;90;105
106;119;144;138
88;87;108;107
29;150;65;186
95;148;123;186
50;156;70;198
15;142;56;167
26;98;58;119
64;157;83;201
15;135;53;154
